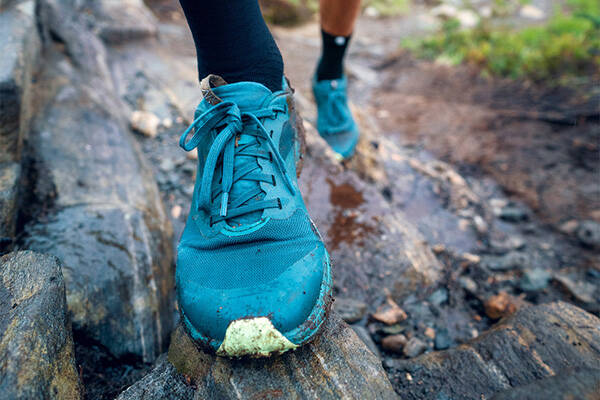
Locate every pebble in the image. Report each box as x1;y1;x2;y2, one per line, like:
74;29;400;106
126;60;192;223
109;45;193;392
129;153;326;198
434;328;451;350
499;206;528;222
576;220;600;248
130;110;161;138
559;219;579;235
424;327;436;339
159;158;175;172
519;268;551;291
459;276;478;294
403;337;428;358
381;334;407;354
380;323;406;336
486;251;530;271
484;292;525;320
372;299;408;326
333;298;367;324
428;288;448;306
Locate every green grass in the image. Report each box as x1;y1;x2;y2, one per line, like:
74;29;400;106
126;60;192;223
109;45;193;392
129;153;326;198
404;0;600;81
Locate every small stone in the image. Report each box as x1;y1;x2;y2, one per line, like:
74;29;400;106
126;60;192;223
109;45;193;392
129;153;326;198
519;268;551;291
576;220;600;248
333;297;367;324
484;292;526;320
486;251;530;271
159;158;175;172
428;288;448;306
170;205;182;219
473;215;488;234
403;337;428;358
161;118;173;129
459;276;478;294
499;206;528;222
372;298;408;325
424;327;436;339
381;334;407;354
380;323;406;336
559;219;579;235
434;328;451;350
130;110;161;138
432;244;445;254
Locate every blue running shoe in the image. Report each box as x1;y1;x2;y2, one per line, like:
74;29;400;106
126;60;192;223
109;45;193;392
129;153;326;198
312;74;359;159
176;75;332;357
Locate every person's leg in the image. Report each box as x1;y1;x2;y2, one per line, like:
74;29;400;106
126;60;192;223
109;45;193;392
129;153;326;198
312;0;362;159
179;0;283;92
316;0;361;81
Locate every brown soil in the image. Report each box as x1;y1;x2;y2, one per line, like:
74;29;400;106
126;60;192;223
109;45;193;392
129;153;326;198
372;52;600;229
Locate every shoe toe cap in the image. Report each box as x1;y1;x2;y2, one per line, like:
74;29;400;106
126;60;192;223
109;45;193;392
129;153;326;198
177;242;329;350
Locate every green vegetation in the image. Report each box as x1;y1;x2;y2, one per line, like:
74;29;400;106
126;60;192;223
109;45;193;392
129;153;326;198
404;0;600;80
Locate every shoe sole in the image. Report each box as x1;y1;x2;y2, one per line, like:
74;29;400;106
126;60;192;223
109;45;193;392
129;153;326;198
179;251;333;358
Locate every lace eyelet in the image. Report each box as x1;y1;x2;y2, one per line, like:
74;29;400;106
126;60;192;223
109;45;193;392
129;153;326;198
272;175;276;186
277;198;282;209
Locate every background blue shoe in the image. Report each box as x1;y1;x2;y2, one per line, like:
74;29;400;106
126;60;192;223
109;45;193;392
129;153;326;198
312;75;360;159
176;75;332;357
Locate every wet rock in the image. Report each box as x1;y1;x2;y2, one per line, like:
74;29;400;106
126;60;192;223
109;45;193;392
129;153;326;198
0;163;20;249
372;298;408;325
403;337;427;358
130;110;161;138
22;41;174;361
333;297;367;323
300;128;443;308
116;354;194;400
554;274;597;304
94;0;159;44
519;268;551;292
162;313;397;399
387;302;600;400
381;334;408;354
0;0;40;163
576;220;600;248
352;324;382;358
0;251;83;399
484;292;527;320
493;367;600;400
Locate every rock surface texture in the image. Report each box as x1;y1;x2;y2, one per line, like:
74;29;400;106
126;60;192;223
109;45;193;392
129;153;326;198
21;0;174;362
387;302;600;399
118;313;398;399
0;251;82;399
0;0;40;248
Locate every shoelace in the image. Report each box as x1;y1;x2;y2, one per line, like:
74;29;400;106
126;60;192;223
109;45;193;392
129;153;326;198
320;85;355;135
180;101;296;225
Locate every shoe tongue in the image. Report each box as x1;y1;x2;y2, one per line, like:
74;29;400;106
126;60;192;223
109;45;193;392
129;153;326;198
200;76;274;227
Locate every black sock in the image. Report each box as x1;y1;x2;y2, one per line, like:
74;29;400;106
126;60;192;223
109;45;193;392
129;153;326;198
179;0;284;92
316;29;351;81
